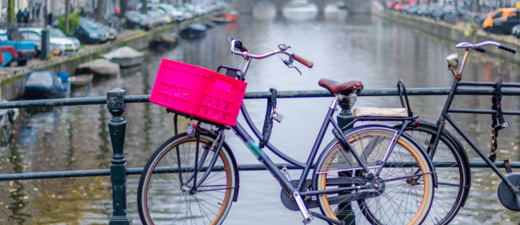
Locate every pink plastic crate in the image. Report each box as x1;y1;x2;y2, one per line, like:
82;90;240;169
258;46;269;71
150;58;248;126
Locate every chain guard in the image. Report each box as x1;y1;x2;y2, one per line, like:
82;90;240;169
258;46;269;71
497;173;520;211
281;180;316;211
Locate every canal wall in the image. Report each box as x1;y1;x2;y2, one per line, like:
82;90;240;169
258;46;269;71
0;15;214;101
378;11;520;62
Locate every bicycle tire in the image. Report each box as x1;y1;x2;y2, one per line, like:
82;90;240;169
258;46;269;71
315;125;435;225
137;133;237;225
402;120;470;225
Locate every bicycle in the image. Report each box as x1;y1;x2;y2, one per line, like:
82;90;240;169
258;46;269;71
136;38;438;225
401;40;520;224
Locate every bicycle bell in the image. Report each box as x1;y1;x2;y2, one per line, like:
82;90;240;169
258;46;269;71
278;44;290;51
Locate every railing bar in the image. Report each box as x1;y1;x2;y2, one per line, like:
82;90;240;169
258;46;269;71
448;109;520;115
0;97;107;109
2;87;520;109
0;169;111;181
1;161;518;181
459;81;520;88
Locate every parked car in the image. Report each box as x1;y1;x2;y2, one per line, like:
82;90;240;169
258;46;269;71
74;18;111;44
0;39;35;66
93;22;117;41
0;28;37;66
418;5;443;17
145;10;170;25
126;11;155;30
511;24;520;38
0;29;62;56
137;3;185;21
482;8;520;34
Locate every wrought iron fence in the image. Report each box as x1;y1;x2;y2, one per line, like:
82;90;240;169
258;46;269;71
1;86;520;224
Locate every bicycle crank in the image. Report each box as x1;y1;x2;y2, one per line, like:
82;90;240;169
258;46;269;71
497;172;520;211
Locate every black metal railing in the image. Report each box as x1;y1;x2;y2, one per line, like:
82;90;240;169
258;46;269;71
1;87;520;224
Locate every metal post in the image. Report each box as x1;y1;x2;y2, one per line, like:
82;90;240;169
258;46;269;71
40;28;49;60
337;96;355;224
107;88;132;225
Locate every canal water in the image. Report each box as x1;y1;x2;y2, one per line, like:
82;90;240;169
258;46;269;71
2;7;520;225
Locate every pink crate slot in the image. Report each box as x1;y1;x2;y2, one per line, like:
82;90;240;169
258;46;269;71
150;58;248;126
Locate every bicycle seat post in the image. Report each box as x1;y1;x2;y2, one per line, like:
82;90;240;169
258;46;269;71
337;92;356;130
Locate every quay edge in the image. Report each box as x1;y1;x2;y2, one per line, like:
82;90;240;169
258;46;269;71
377;11;520;63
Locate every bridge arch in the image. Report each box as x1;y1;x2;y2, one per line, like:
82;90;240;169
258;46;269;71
232;0;372;15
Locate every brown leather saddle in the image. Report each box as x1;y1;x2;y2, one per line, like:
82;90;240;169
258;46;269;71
318;78;363;95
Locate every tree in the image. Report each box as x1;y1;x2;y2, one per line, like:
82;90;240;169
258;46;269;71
65;0;70;33
142;0;147;13
120;0;126;20
97;0;103;21
454;0;457;11
7;0;13;23
475;0;480;12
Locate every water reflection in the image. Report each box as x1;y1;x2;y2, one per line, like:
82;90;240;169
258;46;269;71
324;2;348;21
282;0;318;21
252;2;276;21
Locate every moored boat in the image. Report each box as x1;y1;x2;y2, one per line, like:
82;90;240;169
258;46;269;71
210;16;233;24
180;23;207;39
24;71;70;99
69;74;94;87
77;58;120;76
101;46;145;68
149;33;179;50
218;11;238;22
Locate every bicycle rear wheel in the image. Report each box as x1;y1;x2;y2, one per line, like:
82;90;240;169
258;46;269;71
315;125;434;225
137;133;237;225
402;121;469;225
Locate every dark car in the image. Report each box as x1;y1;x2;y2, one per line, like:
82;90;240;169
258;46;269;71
512;24;520;38
483;8;520;35
94;21;118;41
408;4;427;15
74;18;111;44
419;5;442;17
126;12;155;30
429;6;463;21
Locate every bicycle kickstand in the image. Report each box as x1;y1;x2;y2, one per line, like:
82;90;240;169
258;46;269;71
309;211;344;225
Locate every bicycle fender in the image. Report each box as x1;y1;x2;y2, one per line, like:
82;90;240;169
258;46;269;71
311;125;438;190
199;129;241;202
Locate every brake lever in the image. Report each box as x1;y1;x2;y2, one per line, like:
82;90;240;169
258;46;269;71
283;55;302;75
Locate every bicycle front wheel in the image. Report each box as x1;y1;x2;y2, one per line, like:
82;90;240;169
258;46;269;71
315;125;434;225
137;133;237;225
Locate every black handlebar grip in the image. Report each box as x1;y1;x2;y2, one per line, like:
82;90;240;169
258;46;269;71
474;47;486;53
233;39;248;52
499;44;517;54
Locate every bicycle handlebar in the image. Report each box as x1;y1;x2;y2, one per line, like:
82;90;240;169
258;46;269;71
455;41;517;54
229;39;314;68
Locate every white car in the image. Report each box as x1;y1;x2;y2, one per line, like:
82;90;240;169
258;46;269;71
137;3;186;21
19;27;81;55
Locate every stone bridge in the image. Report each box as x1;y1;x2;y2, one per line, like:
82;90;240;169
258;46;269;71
232;0;373;14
